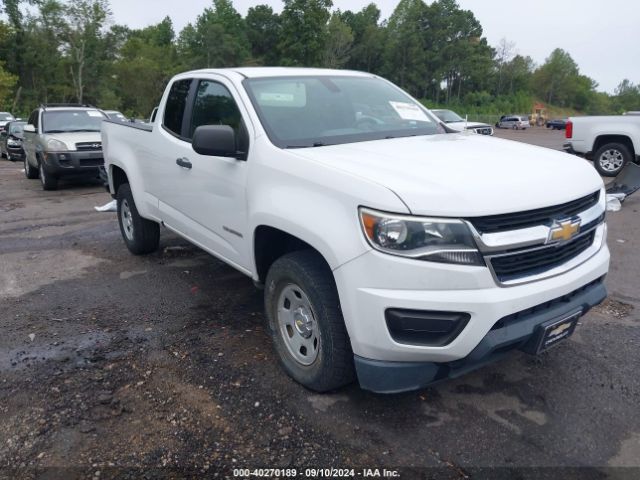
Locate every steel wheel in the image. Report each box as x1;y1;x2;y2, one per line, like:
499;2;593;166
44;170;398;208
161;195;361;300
598;149;624;173
120;199;135;241
277;283;320;366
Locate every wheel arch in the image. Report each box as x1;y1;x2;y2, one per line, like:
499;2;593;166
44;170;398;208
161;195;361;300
592;135;636;158
253;225;333;285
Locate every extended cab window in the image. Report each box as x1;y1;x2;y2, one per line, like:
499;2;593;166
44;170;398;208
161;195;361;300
163;79;192;137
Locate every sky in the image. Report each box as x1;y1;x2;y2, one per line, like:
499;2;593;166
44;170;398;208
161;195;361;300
107;0;640;93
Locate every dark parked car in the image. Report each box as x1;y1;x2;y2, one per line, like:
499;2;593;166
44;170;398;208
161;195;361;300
0;121;27;161
546;118;567;130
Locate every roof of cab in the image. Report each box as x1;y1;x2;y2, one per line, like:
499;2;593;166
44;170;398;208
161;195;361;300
185;67;375;79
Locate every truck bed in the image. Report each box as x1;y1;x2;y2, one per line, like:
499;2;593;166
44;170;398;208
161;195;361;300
103;118;153;132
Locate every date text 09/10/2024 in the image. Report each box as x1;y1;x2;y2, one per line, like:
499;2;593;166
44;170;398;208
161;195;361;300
232;468;401;478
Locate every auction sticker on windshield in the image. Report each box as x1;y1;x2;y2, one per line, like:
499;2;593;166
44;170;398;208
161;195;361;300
389;101;431;122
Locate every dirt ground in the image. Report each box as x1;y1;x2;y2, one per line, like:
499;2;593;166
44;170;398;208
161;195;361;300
1;128;639;479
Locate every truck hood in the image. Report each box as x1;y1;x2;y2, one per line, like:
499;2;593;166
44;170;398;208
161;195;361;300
444;121;491;132
289;134;603;217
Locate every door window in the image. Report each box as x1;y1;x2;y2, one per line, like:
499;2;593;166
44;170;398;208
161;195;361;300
28;110;39;130
189;80;248;152
163;79;192;137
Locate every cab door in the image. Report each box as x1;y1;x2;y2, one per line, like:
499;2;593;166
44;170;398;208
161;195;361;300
157;76;252;272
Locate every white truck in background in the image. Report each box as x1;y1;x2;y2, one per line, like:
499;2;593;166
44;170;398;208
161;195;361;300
102;67;609;393
564;115;640;176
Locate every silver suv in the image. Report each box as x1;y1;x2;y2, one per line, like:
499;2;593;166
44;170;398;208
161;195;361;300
23;104;107;190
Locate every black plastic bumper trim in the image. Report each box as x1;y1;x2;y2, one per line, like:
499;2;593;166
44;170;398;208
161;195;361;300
355;279;607;394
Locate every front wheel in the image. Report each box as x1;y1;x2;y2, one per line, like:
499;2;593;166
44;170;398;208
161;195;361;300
593;142;631;177
116;183;160;255
39;161;58;190
265;250;355;392
24;155;38;179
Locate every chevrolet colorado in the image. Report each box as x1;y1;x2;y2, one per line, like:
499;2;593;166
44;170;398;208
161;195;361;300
102;68;609;393
564;115;640;176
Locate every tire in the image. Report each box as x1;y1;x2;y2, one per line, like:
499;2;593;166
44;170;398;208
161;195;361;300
264;250;355;392
116;183;160;255
593;142;631;177
24;155;38;179
39;160;58;191
512;124;518;130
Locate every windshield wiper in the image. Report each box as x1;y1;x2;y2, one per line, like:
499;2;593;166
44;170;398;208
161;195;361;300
285;142;331;149
44;129;68;133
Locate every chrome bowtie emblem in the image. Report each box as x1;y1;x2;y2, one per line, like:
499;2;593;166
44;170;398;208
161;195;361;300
548;217;581;243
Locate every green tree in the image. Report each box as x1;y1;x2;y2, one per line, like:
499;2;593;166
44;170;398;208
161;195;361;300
533;48;579;106
278;0;332;66
245;5;280;65
113;18;180;116
612;79;640;112
340;4;385;72
322;13;353;68
178;0;250;68
383;0;428;96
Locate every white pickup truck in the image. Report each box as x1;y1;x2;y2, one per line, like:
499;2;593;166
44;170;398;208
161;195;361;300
102;68;609;393
564;115;640;176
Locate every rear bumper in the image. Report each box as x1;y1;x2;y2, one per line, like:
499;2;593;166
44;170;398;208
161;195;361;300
563;143;580;156
355;278;607;393
42;150;104;176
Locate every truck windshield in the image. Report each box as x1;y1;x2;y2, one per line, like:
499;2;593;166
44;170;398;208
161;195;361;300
243;76;441;148
42;110;106;133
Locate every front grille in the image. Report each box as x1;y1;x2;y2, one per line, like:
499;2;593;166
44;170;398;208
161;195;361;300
76;141;102;151
474;127;493;135
468;191;600;234
490;231;596;282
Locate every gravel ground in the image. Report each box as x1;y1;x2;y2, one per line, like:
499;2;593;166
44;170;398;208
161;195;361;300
1;128;639;479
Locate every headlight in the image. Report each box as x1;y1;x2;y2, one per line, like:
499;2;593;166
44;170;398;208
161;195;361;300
359;208;484;265
7;138;21;147
46;138;68;151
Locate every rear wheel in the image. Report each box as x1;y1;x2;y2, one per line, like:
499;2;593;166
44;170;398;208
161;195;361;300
39;161;58;190
116;183;160;254
265;250;355;392
594;142;631;177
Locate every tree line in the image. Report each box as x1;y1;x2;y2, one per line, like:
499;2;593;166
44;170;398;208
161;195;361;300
0;0;638;118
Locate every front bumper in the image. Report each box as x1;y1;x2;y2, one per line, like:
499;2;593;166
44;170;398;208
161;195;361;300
333;236;610;391
354;277;606;393
42;150;104;176
6;146;24;160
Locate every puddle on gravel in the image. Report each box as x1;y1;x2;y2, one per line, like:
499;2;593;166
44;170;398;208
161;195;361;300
0;331;115;372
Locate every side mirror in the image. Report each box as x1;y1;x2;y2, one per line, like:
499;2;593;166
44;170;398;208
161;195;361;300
24;124;36;133
192;125;240;158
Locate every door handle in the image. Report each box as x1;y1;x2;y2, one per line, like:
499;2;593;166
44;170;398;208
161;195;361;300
176;157;192;169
